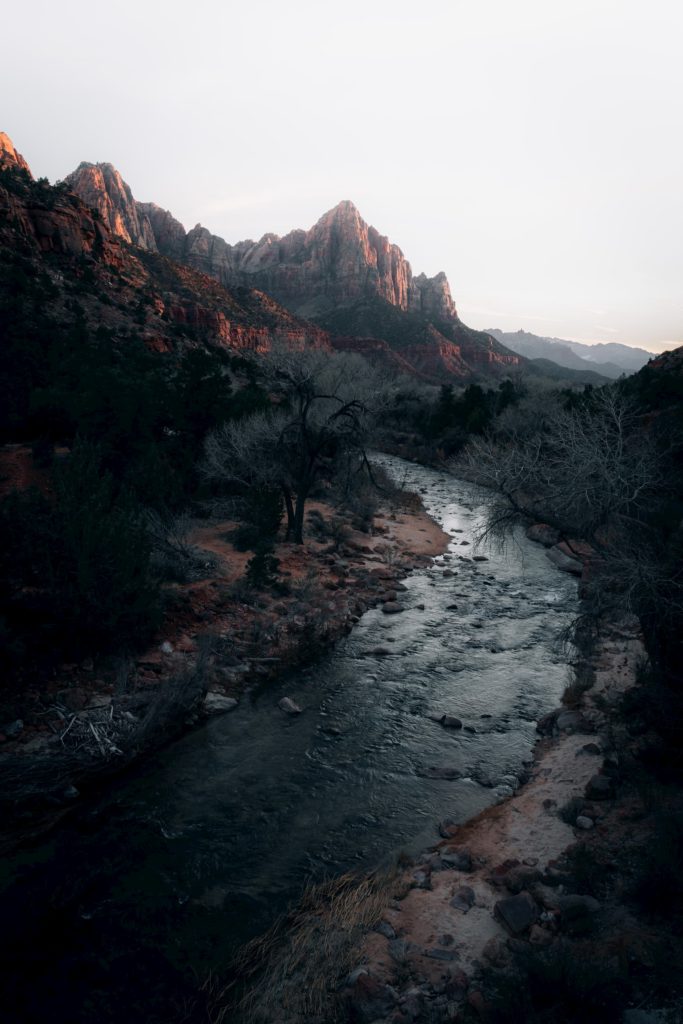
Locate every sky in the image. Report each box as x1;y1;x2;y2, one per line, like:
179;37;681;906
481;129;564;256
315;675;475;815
3;0;682;352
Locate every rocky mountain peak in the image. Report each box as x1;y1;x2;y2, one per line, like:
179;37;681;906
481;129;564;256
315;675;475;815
64;161;157;251
0;132;32;176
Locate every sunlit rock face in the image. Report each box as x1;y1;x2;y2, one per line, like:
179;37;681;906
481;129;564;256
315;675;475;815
64;162;158;250
63;156;522;380
0;132;32;176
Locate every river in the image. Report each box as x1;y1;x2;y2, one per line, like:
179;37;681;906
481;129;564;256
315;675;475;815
0;457;578;1023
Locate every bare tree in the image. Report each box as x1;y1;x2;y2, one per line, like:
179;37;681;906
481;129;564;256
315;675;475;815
203;348;390;543
456;386;681;626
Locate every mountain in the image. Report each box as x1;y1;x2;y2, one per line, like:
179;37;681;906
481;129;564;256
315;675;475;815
487;328;653;379
0;139;329;364
64;160;523;381
0;132;32;176
527;358;611;386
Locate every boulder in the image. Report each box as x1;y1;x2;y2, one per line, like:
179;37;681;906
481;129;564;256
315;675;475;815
450;885;475;913
494;892;538;935
556;709;589;733
278;697;302;715
441;848;473;872
526;523;560;547
203;694;238;715
585;774;614;800
344;972;397;1022
441;715;463;730
546;546;583;575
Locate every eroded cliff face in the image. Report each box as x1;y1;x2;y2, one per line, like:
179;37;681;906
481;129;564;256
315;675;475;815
57;147;522;380
0;136;329;361
0;132;32;176
63;164;457;321
64;162;157;251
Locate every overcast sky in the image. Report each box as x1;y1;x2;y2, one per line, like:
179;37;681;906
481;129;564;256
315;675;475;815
4;0;682;351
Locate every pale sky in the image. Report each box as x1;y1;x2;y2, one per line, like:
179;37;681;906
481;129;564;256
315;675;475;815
3;0;682;351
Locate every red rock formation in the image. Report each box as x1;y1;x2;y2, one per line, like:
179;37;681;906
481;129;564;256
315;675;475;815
64;162;157;250
0;132;32;176
60;151;523;380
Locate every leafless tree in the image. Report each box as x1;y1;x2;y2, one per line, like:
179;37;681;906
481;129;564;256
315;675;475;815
456;386;681;625
203;347;391;543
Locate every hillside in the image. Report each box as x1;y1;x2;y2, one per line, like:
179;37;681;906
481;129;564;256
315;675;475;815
488;328;652;379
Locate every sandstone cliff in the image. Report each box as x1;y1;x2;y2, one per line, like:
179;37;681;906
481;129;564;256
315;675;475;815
64;162;157;250
0;137;329;360
0;132;32;176
62;156;522;380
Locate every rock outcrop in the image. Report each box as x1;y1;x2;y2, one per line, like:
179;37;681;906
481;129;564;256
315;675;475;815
0;132;32;176
0;142;330;361
64;162;157;250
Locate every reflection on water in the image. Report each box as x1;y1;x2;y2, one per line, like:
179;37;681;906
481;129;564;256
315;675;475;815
0;458;577;1023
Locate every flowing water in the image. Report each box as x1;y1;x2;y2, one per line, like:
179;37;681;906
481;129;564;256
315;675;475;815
0;458;578;1023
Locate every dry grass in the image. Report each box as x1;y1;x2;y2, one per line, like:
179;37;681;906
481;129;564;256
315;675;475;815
208;867;402;1024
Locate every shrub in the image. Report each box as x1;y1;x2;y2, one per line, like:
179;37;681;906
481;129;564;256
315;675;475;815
481;940;629;1023
245;546;281;590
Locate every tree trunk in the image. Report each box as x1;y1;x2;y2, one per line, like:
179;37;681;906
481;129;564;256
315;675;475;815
283;488;295;542
293;490;307;545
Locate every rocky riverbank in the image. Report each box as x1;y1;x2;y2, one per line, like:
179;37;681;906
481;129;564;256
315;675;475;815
342;614;648;1023
0;494;450;850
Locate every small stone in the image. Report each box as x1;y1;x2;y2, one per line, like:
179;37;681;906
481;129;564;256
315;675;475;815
160;641;174;655
438;819;458;839
441;848;473;872
203;694;238;715
278;697;302;715
449;886;475;913
575;815;594;830
585;774;614;800
482;935;508;966
375;920;396;939
2;719;23;739
494;892;538;935
529;924;554;945
473;555;488;561
382;602;404;615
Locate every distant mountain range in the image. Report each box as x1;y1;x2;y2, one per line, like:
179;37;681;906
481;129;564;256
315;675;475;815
487;329;653;379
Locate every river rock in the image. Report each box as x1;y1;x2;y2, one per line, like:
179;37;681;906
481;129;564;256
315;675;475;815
203;694;238;715
585;774;614;800
441;715;463;729
441;848;473;871
575;815;594;830
438;818;458;838
556;893;600;933
546;545;583;575
556;709;589;733
2;719;24;739
450;885;475;913
344;972;397;1022
494;892;538;935
382;602;404;614
278;697;302;715
526;523;560;547
473;555;489;561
